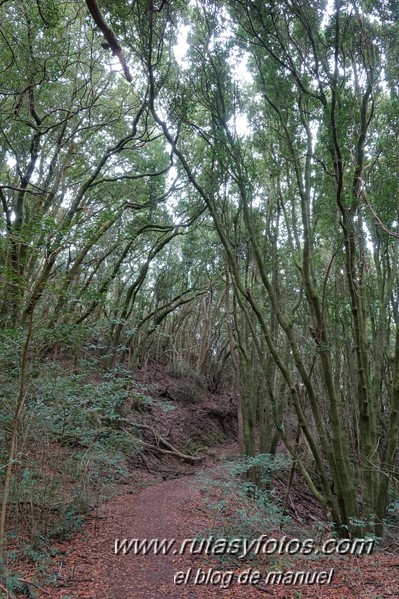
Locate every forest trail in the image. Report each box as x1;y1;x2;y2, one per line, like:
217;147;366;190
40;460;399;599
45;473;224;598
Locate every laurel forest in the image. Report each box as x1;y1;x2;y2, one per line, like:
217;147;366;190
1;0;399;570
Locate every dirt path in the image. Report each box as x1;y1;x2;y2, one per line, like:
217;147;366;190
43;468;399;599
97;476;213;598
47;474;223;598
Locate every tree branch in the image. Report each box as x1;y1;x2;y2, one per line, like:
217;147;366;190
362;189;399;239
85;0;132;82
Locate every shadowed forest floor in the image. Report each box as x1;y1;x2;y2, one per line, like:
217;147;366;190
5;363;399;599
36;448;399;599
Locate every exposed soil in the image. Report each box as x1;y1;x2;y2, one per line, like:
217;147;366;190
39;454;399;599
5;364;399;598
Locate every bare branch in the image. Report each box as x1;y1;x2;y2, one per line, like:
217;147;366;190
362;189;399;239
85;0;132;82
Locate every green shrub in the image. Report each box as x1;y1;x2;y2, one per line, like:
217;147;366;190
195;453;291;565
0;360;157;555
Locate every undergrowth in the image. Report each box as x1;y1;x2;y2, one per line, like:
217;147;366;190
194;453;331;568
0;359;161;587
